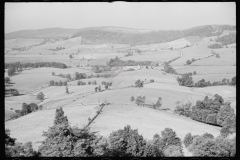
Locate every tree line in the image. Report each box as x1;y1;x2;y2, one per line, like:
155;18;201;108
177;73;236;87
107;56;151;67
216;33;236;46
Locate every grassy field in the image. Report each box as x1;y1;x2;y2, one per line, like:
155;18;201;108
5;104;221;150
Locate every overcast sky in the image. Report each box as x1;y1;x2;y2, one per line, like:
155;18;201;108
5;2;236;33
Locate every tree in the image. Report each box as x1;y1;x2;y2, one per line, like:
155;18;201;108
49;80;54;86
217;103;234;126
155;97;162;109
5;77;10;84
88;81;91;85
105;85;108;90
98;86;101;92
52;72;55;76
221;116;236;137
63;81;67;86
54;81;59;86
66;86;69;94
186;60;191;65
160;128;182;151
230;76;236;85
108;125;147;157
206;113;217;125
28;103;38;112
183;133;193;147
59;80;63;86
193;71;197;75
95;87;98;92
8;68;16;77
36;92;44;101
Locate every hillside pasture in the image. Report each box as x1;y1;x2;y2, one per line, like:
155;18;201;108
176;66;236;75
170;45;212;66
6;68;66;92
5;105;99;150
5;38;44;49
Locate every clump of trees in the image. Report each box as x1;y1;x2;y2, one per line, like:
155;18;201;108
49;80;67;86
10;103;40;120
208;43;222;49
150;79;154;83
77;80;86;86
185;58;196;65
107;56;151;67
163;63;177;74
135;96;146;106
177;74;194;87
92;65;111;73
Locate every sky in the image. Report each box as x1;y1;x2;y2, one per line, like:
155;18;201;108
5;2;236;33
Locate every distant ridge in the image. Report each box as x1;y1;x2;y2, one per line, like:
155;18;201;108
5;25;236;45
